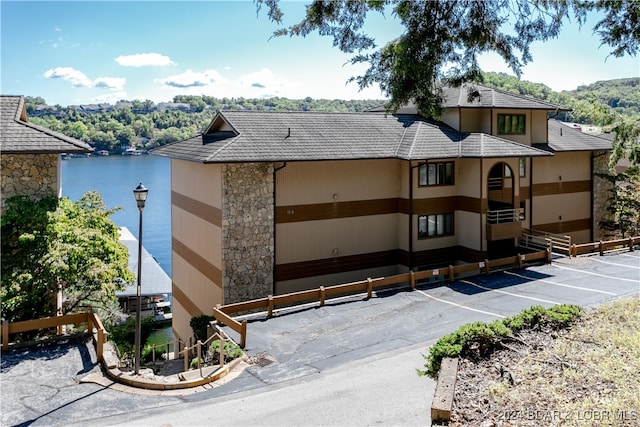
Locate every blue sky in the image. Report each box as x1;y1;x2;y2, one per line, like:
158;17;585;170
1;1;638;106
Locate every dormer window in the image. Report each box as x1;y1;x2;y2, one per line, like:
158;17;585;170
497;114;526;135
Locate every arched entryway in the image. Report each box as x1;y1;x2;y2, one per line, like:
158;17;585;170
486;162;519;258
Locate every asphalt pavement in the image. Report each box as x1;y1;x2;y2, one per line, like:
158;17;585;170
1;251;639;426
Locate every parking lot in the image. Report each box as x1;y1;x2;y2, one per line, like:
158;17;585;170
2;251;639;426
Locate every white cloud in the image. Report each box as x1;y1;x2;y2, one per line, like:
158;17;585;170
44;67;126;95
94;76;126;90
115;53;176;67
157;67;305;99
159;69;228;88
44;67;93;87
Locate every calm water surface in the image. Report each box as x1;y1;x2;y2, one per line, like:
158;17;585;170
61;155;172;275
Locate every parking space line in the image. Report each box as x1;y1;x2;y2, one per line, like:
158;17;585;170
505;271;617;296
587;257;640;269
620;253;640;259
551;263;640;283
414;289;505;318
459;279;561;305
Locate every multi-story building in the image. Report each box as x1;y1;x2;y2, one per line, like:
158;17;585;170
153;84;612;342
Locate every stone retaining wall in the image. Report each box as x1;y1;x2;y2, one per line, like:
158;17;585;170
1;153;59;210
592;151;613;240
221;163;274;304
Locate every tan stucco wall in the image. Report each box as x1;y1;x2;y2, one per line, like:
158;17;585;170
170;160;223;342
459;109;491;133
531;152;593;243
1;153;60;210
531;110;549;144
276;159;402;205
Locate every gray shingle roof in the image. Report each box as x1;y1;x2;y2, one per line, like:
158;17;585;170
440;83;569;110
1;95;92;154
537;119;612;152
152;111;551;163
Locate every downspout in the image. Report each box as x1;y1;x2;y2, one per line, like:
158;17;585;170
480;158;484;258
529;157;533;232
273;162;287;295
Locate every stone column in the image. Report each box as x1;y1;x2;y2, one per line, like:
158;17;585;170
221;163;274;304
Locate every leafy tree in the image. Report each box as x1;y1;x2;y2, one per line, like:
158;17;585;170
258;0;638;117
1;192;135;325
571;95;640;167
596;167;640;238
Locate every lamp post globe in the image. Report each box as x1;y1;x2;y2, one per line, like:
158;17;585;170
132;183;148;375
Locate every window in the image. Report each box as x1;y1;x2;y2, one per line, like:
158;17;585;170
519;158;526;177
418;213;454;239
497;114;526;135
519;201;526;220
418;162;454;186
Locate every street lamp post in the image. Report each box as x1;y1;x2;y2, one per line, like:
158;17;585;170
133;183;148;375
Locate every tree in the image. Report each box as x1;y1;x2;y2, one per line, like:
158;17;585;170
1;192;135;325
571;95;640;167
258;0;640;161
596;167;640;238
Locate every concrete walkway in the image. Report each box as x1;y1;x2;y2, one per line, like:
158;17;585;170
1;251;638;426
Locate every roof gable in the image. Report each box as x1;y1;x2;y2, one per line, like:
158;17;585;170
538;119;612;152
152;110;551;163
441;83;569;111
1;95;92;154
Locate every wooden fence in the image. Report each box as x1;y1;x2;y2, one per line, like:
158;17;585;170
570;236;639;257
213;249;552;348
1;312;107;361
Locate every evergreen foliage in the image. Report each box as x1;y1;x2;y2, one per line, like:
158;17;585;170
420;304;582;378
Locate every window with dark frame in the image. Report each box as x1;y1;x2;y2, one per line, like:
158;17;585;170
418;162;454;186
519;157;526;177
418;213;454;239
497;114;526;135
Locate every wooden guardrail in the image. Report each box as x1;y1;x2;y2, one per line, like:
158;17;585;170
571;236;639;257
522;228;571;255
212;249;552;348
1;311;107;360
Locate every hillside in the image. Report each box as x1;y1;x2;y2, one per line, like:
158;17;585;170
25;75;638;153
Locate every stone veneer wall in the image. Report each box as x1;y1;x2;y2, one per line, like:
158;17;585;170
221;163;274;304
592;151;614;240
1;153;59;211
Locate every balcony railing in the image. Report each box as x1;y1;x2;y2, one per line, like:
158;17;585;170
487;208;522;224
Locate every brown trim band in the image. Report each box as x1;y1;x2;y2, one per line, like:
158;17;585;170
172;282;202;318
276;196;484;224
276;198;400;223
173;237;223;285
275;250;402;282
532;180;590;196
275;246;485;282
532;218;591;234
172;191;222;227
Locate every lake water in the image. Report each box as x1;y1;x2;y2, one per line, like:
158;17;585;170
61;155;172;276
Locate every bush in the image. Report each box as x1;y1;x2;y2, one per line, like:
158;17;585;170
190;357;204;370
107;316;157;360
208;339;244;365
420;304;581;378
190;314;215;342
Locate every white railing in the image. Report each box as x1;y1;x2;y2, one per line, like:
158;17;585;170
487;208;522;224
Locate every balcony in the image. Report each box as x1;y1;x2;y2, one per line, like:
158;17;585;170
486;208;522;241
